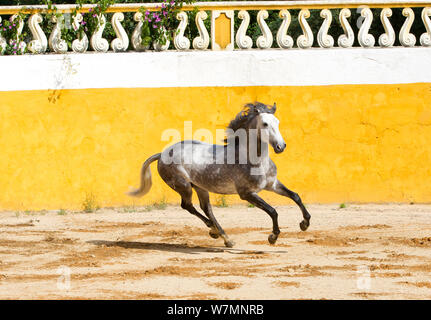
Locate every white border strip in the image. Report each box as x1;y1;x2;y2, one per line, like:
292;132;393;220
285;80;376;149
0;48;431;92
1;0;430;12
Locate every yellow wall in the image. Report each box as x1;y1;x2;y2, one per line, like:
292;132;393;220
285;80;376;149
1;83;430;210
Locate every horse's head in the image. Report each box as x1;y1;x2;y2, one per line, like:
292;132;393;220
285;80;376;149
226;102;286;153
255;103;286;154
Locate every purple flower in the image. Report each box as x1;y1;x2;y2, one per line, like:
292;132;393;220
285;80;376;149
170;0;175;5
81;21;86;25
145;10;150;16
89;8;93;12
161;3;166;9
163;11;167;17
155;17;161;22
9;26;12;29
153;24;157;29
93;14;97;18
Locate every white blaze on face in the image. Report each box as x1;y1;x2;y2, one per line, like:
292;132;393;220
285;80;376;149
259;113;284;147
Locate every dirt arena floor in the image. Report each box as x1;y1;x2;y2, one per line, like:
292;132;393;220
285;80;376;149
0;204;431;300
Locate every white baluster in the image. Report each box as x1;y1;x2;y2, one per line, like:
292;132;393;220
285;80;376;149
174;11;190;50
358;7;375;47
317;9;334;48
153;27;170;51
131;12;150;51
338;8;354;48
297;9;313;49
10;14;27;54
28;14;47;54
111;12;129;52
236;10;252;49
276;10;293;49
0;17;6;54
193;11;209;50
72;13;89;53
420;7;431;47
90;14;109;53
400;8;416;47
256;10;273;49
378;8;395;47
49;14;68;53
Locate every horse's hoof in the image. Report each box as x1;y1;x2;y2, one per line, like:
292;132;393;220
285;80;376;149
300;220;310;231
209;229;220;239
224;240;235;248
268;233;278;245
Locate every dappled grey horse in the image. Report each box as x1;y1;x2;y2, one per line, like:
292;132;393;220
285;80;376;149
128;102;311;247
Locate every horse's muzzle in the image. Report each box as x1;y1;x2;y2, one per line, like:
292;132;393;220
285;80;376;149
274;143;286;154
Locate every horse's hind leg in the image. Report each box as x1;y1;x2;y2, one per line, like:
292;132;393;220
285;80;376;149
197;192;221;240
168;179;213;229
193;185;234;248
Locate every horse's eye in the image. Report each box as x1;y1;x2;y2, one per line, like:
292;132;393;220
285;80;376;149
263;123;268;127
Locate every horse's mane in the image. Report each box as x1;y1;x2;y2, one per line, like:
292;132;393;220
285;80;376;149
225;102;276;143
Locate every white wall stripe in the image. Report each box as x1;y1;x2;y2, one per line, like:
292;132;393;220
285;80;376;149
0;48;431;92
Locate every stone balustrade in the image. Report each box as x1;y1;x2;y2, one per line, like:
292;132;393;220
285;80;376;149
0;1;430;54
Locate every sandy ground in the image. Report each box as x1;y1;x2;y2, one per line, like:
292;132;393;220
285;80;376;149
0;204;431;300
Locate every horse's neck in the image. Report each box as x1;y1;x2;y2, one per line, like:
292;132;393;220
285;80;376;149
256;138;269;163
236;134;269;164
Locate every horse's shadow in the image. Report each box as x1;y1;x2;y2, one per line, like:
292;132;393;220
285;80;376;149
87;240;288;255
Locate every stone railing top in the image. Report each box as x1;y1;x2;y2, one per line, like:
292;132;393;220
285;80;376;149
0;0;430;14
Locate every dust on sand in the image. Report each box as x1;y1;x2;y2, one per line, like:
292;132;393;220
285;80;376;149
0;204;431;299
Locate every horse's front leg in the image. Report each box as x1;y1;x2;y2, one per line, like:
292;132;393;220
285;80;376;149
270;180;311;231
239;191;280;245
